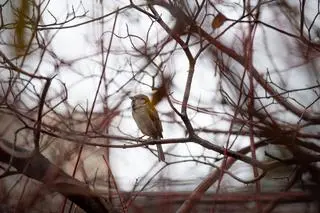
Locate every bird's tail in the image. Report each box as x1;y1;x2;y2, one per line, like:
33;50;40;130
156;144;165;162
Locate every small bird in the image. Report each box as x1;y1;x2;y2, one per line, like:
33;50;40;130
130;94;165;162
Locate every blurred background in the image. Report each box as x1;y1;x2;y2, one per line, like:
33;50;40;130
0;0;320;212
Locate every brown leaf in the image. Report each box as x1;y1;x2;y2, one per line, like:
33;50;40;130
212;13;227;29
151;75;171;106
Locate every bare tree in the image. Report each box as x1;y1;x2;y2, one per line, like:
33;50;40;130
0;0;320;212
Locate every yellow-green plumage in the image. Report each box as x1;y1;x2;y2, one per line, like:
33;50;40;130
130;94;165;161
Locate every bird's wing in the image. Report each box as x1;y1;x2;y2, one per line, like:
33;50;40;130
147;103;163;137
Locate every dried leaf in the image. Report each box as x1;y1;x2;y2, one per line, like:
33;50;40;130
15;0;30;55
212;13;227;29
151;75;171;106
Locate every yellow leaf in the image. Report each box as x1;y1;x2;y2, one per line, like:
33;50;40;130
15;0;30;55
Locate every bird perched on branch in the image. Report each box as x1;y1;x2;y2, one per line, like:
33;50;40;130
130;94;165;162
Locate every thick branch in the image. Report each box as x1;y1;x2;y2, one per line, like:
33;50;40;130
0;141;117;213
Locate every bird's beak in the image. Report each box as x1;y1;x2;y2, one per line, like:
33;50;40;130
129;96;134;100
